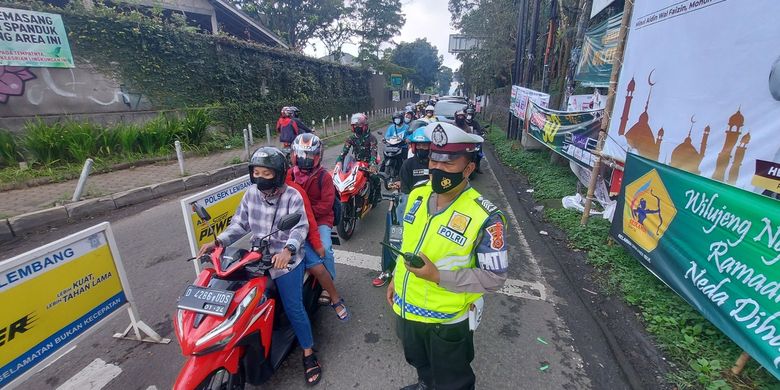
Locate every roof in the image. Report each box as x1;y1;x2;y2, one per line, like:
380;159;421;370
209;0;288;48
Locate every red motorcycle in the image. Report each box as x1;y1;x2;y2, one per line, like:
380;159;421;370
333;155;379;240
173;207;320;390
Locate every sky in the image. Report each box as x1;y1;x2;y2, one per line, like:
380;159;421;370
303;0;462;71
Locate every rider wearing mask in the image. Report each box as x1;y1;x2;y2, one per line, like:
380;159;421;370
454;110;469;132
198;147;323;386
404;109;415;124
421;105;436;123
465;107;483;135
289;134;350;322
337;113;382;207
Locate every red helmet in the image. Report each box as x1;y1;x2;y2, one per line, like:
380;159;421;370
291;133;322;170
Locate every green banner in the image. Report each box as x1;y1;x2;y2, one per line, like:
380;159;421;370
0;7;74;68
574;12;621;88
525;101;603;168
611;153;780;379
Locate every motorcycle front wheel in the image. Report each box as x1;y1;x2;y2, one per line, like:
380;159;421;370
196;367;244;390
338;200;356;240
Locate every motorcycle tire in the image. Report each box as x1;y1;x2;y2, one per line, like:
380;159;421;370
337;201;356;240
196;367;245;390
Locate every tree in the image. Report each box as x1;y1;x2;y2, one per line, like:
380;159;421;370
437;66;454;95
452;0;517;93
234;0;345;50
352;0;405;65
390;39;443;91
316;16;356;62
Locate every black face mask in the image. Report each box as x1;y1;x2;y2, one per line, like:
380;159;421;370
255;177;277;191
354;126;365;135
430;168;465;194
415;149;429;161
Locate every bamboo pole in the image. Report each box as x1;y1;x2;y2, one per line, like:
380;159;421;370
581;0;634;225
730;351;750;375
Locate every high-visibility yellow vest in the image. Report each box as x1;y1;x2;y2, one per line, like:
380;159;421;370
392;183;495;323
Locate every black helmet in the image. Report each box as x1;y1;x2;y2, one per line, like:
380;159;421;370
465;107;476;115
248;147;287;188
392;111;404;120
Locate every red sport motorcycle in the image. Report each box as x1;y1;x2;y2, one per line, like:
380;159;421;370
333;155;379;240
173;206;320;390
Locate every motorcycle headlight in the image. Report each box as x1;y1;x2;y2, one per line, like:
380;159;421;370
195;287;256;347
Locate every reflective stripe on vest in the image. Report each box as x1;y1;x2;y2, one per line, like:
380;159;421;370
392;184;490;323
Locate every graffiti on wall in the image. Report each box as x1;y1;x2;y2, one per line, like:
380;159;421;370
0;66;36;103
0;66;147;111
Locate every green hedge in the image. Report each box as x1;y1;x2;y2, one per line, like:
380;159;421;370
3;2;373;130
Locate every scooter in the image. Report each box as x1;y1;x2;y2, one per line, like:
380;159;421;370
173;207;321;390
373;173;402;287
379;134;407;180
332;155;378;240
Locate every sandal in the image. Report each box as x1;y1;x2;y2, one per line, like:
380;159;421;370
330;298;350;321
318;290;330;306
303;352;322;386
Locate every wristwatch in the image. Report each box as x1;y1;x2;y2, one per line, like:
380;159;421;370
284;244;297;256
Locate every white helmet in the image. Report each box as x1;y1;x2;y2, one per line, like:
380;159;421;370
425;105;435;112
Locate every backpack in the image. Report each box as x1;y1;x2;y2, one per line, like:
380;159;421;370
318;170;342;226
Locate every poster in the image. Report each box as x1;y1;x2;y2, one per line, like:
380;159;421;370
575;12;621;88
0;7;74;68
567;90;605;112
392;90;400;102
591;0;617;18
603;1;780;197
509;85;549;119
180;176;252;271
525;101;603;168
611;153;780;379
0;224;127;388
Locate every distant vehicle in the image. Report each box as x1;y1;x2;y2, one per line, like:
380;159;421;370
434;100;469;120
439;95;468;102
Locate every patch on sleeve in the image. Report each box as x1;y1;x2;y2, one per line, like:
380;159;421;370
485;221;505;250
477;251;508;272
475;196;498;214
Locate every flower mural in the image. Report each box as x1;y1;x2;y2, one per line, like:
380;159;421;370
0;66;36;104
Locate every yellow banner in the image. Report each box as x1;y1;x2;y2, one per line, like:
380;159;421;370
187;179;251;249
0;233;126;387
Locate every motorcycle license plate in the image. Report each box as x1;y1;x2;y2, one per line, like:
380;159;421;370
178;285;235;317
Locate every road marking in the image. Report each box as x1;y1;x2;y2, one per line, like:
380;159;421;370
334;249;548;302
483;156;546;282
56;358;122;390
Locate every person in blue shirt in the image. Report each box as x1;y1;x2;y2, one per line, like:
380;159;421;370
384;111;410;140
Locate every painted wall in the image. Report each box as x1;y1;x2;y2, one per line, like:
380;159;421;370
0;64;152;132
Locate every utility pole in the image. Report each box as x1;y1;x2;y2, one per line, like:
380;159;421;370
508;0;529;140
560;0;594;109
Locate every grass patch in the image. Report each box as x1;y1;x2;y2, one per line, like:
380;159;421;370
486;128;778;390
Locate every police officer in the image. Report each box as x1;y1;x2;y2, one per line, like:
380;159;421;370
387;122;509;390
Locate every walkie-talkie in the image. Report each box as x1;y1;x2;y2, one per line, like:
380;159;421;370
380;242;425;268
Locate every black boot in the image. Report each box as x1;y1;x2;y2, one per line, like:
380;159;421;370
400;381;428;390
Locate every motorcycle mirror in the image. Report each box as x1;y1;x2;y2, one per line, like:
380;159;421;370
277;213;301;231
191;203;211;222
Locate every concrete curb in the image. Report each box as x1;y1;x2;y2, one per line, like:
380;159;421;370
0;162;247;243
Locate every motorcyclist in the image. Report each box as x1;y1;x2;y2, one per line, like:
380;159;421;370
421;105;436;123
276;106;312;147
372;127;431;287
289;133;350;321
454;109;469;132
336;113;382;207
465;107;483;135
198;146;323;386
403;109;416;124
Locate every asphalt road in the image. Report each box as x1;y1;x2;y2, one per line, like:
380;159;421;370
5;135;633;390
